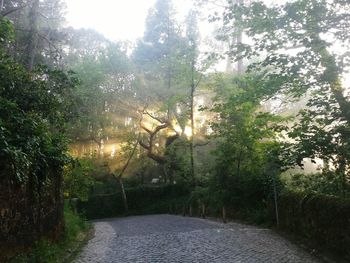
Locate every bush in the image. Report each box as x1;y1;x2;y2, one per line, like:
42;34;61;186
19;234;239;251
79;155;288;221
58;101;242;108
6;205;90;263
286;172;350;198
0;16;78;248
278;191;350;259
77;184;190;219
64;158;97;201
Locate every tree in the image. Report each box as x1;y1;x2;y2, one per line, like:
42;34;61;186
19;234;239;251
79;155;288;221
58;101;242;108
63;30;136;152
185;9;201;185
132;0;192;182
209;74;284;216
64;158;96;202
215;0;350;192
110;132;142;212
2;0;67;68
0;16;79;244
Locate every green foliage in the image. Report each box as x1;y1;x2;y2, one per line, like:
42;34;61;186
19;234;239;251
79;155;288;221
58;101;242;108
204;1;350;224
64;159;97;201
286;171;350;197
165;138;192;182
0;16;81;253
0;18;77;185
77;184;190;219
278;191;350;260
133;0;186;75
216;0;350;178
9;205;90;263
132;0;196;123
0;18;14;45
191;73;286;223
209;75;284;196
4;0;67;67
65;36;135;142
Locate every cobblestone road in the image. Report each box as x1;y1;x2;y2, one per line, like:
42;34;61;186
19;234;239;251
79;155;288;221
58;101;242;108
75;215;321;263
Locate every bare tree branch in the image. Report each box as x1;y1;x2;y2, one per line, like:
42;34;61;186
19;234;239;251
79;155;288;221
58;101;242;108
38;33;61;53
1;4;28;16
193;141;210;148
140;124;152;135
139;140;150;151
152;123;169;134
144;111;167;124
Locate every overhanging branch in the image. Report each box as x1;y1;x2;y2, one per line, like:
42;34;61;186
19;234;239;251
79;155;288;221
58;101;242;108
1;4;28;16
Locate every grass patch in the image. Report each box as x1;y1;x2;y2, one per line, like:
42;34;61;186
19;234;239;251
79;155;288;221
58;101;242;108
9;205;91;263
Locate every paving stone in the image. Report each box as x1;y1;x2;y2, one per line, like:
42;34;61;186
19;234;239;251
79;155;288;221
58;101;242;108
75;215;321;263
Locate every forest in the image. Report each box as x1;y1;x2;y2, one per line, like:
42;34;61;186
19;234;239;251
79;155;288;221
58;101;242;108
1;0;350;262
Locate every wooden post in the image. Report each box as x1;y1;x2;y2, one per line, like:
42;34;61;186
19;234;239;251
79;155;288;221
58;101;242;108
222;206;227;223
118;177;128;213
273;177;279;227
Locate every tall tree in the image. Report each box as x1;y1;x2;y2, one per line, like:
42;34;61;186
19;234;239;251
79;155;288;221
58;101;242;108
210;74;284;216
132;0;190;181
0;16;79;245
217;0;350;185
24;0;39;70
4;0;67;68
63;29;136;150
186;9;201;184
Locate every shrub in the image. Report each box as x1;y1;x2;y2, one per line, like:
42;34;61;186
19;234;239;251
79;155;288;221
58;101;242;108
77;184;190;219
6;205;90;263
278;191;350;259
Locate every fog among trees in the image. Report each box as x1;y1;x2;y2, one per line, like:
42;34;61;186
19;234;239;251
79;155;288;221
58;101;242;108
1;0;350;261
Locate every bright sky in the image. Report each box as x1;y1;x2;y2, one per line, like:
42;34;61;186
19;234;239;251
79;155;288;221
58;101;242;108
65;0;194;42
64;0;349;86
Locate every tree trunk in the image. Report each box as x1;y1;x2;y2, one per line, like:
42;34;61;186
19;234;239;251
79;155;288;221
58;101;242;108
113;132;141;213
237;147;243;177
308;31;350;126
201;203;206;219
336;157;347;198
162;164;168;184
226;0;244;74
118;177;128;212
236;0;244;74
189;61;196;186
25;0;40;70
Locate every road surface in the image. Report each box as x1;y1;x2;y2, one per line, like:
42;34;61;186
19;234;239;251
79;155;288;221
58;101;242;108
75;214;320;263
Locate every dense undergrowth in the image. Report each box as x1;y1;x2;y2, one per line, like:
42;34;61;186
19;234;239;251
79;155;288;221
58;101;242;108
8;205;90;263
